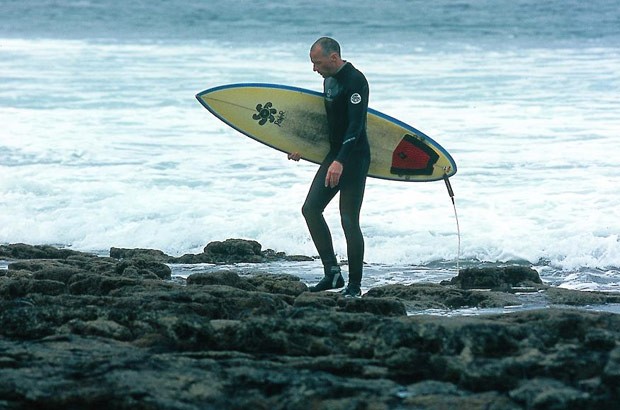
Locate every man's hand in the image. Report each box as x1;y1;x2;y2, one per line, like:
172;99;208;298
325;161;343;188
288;152;301;161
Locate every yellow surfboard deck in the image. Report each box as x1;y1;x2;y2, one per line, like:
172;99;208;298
196;83;456;182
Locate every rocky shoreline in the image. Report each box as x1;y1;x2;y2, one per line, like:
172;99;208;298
1;240;619;409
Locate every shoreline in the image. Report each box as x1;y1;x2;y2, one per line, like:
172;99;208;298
1;241;620;408
5;240;619;314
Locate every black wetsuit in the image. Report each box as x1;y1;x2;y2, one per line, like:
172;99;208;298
302;62;371;287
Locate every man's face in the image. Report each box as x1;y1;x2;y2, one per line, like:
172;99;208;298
310;46;338;78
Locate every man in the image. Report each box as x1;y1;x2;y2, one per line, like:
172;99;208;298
288;37;370;298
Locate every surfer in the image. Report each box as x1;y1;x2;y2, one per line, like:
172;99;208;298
288;37;370;298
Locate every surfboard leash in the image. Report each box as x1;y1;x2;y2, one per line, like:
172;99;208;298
443;173;461;274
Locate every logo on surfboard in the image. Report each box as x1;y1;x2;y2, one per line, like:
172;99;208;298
390;134;440;176
253;102;285;127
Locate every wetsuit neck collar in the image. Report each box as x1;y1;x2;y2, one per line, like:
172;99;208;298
332;61;350;78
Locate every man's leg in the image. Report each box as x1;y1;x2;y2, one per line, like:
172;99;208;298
302;158;343;291
339;154;370;296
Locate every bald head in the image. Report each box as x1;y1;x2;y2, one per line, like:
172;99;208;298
310;37;345;78
311;37;341;58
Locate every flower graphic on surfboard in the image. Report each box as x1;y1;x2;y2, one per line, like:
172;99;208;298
252;102;277;125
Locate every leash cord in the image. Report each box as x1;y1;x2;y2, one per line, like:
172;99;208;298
443;174;461;274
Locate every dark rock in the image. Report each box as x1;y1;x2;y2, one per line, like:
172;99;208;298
186;272;308;297
6;252;171;283
109;247;170;262
604;346;620;385
442;265;543;290
1;244;619;409
109;238;311;265
168;251;214;264
366;283;522;310
31;266;85;284
585;328;618;350
186;270;256;291
509;378;590;409
70;256;119;275
8;259;77;273
0;243;94;260
337;296;407;316
68;274;143;296
246;273;308;296
60;318;133;341
115;257;171;280
546;286;620;305
204;238;262;256
198;238;266;263
0;277;66;297
293;292;339;310
403;390;522;409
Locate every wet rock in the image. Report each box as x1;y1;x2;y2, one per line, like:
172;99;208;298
5;250;171;282
68;274;144;296
9;259;81;273
187;270;257;291
443;266;543;290
205;238;262;256
60;318;133;341
246;273;308;296
366;283;523;310
0;277;66;298
1;244;619;409
546;286;620;305
337;296;407;316
115;257;171;280
110;238;314;264
604;346;620;385
109;247;170;262
31;265;85;284
509;378;591;409
293;291;340;310
0;243;94;260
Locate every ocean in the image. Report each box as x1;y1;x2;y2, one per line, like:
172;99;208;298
1;0;619;299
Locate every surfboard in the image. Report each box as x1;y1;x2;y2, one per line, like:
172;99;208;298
196;83;456;182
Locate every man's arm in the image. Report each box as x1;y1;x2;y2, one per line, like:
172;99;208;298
335;80;369;164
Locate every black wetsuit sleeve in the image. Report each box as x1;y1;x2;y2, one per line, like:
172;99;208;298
335;80;369;164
